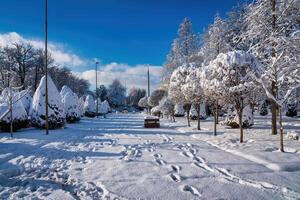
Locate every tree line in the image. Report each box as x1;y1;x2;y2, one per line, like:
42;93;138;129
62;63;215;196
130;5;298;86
142;0;299;152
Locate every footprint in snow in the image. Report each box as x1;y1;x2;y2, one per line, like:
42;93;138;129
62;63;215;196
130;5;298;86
153;153;162;158
193;156;206;163
171;165;181;173
170;173;181;182
155;158;167;166
181;151;194;158
182;185;201;197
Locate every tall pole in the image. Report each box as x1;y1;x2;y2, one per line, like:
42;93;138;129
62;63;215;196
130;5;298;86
45;0;49;134
147;65;150;97
95;61;99;117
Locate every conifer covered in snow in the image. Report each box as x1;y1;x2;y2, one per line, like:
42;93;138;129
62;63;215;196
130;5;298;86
201;14;230;66
148;89;167;108
0;89;29;132
138;96;149;112
78;97;85;117
31;75;65;129
99;100;110;116
15;90;32;114
84;95;96;117
159;97;175;121
60;86;80;123
174;103;185;117
162;18;199;86
260;101;268;116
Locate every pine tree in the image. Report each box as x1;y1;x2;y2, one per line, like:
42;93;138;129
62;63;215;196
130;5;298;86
162;18;199;87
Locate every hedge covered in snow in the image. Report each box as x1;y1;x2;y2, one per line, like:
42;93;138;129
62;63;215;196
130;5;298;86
60;86;80;123
31;75;65;129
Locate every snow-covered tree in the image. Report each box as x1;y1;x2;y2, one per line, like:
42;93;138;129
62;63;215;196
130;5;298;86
138;96;149;112
223;105;254;128
169;65;192;126
107;79;126;108
174;103;185;117
260;101;268;116
127;88;146;108
201;67;224;135
151;106;162;117
60;86;80;123
159;97;175;122
148;89;167;108
202;14;230;66
15;90;32;114
31;75;65;129
206;51;260;142
84;95;96;117
78;97;85;117
0;89;29;132
244;0;299;140
182;67;206;130
162;17;199;87
99;100;110;118
189;103;207;120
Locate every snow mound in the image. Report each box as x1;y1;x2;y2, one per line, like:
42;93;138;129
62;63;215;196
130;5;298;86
286;131;299;140
31;75;65;129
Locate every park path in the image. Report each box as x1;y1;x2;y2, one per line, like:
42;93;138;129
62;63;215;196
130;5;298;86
0;113;298;199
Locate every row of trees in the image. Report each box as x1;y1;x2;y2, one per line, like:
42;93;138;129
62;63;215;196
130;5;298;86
156;0;299;152
0;42;147;110
95;79;146;109
0;42;90;96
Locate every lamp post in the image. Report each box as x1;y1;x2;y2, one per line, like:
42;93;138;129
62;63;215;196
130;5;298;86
95;61;99;117
45;0;49;134
147;65;150;97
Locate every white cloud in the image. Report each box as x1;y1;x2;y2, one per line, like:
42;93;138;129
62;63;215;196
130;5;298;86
0;32;163;91
0;32;85;67
75;63;163;92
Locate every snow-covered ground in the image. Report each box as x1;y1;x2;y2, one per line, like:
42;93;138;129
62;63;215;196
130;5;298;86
0;113;299;199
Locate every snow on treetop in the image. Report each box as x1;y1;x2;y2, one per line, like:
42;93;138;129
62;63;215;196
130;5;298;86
60;85;73;97
99;100;110;114
84;95;96;113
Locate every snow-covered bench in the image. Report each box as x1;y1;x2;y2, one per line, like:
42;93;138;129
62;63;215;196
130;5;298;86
144;116;160;128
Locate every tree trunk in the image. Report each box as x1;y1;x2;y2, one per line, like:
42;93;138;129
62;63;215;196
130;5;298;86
196;104;201;130
271;0;277;135
214;102;217;136
271;82;277;135
279;106;284;152
216;99;219;124
238;99;244;143
187;108;190;127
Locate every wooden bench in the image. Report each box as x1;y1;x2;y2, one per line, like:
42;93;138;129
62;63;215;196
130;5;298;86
144;117;160;128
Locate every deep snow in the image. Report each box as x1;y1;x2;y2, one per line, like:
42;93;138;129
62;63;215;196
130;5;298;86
0;113;299;199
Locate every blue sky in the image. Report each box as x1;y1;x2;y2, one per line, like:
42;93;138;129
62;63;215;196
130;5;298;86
0;0;241;90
